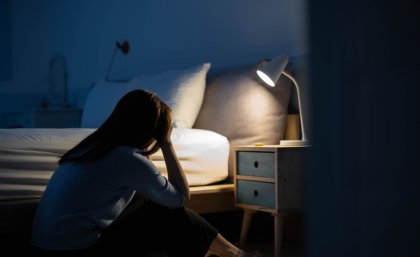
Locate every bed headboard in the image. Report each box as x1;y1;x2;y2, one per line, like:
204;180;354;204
193;61;294;182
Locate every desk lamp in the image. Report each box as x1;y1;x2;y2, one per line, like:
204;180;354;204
257;55;309;146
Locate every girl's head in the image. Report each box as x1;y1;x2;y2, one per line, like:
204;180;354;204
60;89;171;163
102;89;172;155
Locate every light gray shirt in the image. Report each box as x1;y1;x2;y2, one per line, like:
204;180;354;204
31;145;184;250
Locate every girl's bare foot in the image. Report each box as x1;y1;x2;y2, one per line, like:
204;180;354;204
207;233;263;257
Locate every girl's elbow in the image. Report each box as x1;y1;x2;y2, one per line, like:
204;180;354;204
175;193;190;208
183;193;191;205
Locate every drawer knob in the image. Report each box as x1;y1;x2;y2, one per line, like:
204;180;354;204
253;161;259;168
253;190;259;197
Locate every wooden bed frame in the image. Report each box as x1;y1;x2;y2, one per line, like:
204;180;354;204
187;114;300;214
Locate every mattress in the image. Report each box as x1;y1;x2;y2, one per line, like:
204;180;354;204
0;128;229;201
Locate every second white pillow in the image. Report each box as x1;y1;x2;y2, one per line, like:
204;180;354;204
129;63;211;128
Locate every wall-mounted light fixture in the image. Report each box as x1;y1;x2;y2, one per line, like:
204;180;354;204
257;54;309;146
105;40;130;82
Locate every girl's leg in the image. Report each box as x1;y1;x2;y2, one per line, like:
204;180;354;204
162;205;218;257
146;202;263;257
95;195;219;257
95;194;261;257
94;198;167;256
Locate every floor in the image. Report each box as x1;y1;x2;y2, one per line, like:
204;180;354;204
244;239;303;257
202;210;305;257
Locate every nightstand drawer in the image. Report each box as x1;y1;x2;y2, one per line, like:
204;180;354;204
237;151;275;178
236;180;275;208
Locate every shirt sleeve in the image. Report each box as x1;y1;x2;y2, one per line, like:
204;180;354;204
103;146;185;208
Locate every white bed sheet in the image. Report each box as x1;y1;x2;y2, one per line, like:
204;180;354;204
0;128;229;201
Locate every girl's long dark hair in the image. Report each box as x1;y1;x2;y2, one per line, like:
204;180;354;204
59;89;171;164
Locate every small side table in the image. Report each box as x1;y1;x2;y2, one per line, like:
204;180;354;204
2;108;82;128
234;144;309;257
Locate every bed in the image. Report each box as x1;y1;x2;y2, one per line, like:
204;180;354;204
0;60;297;241
0;128;229;200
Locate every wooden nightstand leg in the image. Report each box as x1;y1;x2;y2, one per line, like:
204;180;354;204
273;213;285;257
238;209;256;248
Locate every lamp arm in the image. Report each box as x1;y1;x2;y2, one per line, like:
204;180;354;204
282;71;307;142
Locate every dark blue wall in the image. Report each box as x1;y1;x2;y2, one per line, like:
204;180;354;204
0;0;308;121
0;0;12;80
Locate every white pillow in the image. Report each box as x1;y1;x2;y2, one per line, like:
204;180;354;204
81;63;211;129
129;63;211;128
81;79;135;128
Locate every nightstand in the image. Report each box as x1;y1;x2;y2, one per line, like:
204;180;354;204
2;108;82;128
234;144;309;257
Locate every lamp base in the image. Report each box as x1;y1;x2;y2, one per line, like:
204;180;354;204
279;140;310;147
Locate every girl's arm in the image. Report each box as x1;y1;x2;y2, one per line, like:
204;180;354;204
160;139;190;205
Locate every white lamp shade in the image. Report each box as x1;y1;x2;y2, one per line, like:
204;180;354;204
256;55;289;87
